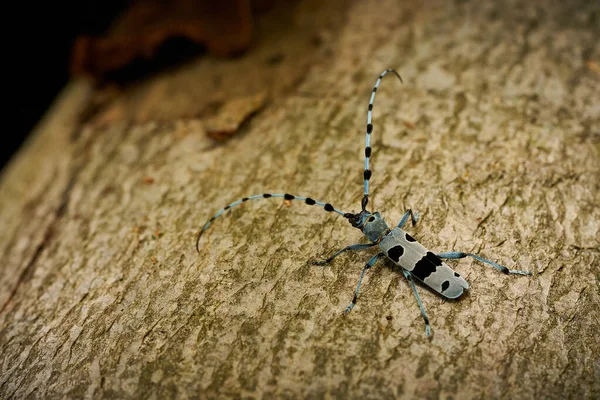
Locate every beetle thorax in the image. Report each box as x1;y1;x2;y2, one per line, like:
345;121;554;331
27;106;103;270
362;213;389;242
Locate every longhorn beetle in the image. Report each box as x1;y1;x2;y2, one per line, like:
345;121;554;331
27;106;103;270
196;69;531;337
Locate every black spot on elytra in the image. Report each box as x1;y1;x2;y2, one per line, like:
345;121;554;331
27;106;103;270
305;198;316;205
368;216;375;222
441;280;450;292
364;170;372;180
405;233;416;242
263;193;272;198
324;204;334;212
412;252;441;280
284;194;294;200
454;272;460;277
427;252;442;266
387;245;405;262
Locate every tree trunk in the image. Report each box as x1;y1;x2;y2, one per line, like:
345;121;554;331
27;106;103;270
1;0;599;398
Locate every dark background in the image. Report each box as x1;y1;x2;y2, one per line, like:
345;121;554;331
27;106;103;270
3;1;125;172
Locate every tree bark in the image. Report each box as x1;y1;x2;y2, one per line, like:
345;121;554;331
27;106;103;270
1;0;599;398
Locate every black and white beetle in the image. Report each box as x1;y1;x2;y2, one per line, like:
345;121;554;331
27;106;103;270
196;69;531;337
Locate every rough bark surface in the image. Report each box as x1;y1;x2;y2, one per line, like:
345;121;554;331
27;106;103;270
1;0;599;398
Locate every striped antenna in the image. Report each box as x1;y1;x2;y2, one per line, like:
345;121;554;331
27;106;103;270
362;68;403;210
196;193;348;252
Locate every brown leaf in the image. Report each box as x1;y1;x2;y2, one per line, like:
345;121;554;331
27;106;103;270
71;0;272;79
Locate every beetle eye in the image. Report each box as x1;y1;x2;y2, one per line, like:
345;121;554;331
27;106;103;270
368;216;375;222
